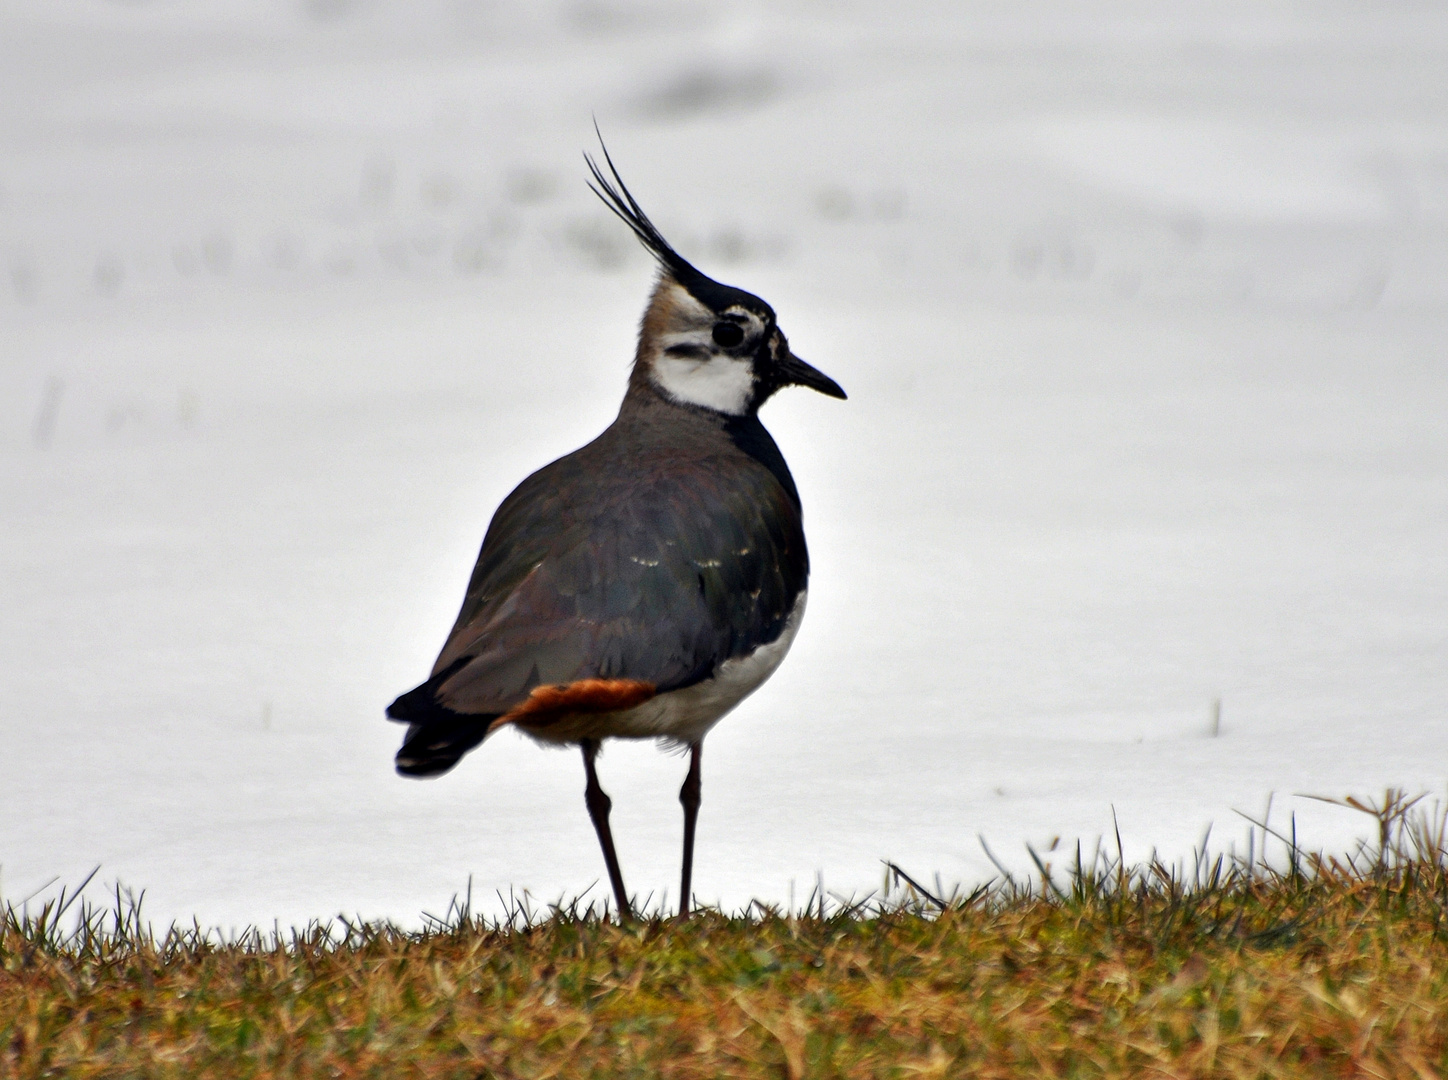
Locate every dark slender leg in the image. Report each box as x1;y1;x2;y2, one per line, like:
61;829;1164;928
581;739;631;919
678;741;703;917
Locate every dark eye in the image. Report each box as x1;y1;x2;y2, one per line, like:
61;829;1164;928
711;322;745;348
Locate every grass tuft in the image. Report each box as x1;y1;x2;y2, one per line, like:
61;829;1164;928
6;791;1448;1077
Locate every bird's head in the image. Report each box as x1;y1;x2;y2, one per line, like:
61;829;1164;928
586;142;847;418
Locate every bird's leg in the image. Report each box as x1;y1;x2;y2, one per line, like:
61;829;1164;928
581;738;631;920
678;741;703;917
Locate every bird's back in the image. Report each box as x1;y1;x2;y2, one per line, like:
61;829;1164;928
387;386;808;772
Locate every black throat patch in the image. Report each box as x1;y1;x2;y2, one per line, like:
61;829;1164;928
723;414;801;509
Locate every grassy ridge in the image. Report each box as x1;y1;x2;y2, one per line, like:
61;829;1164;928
5;793;1448;1078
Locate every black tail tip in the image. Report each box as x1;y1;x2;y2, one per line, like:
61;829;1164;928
394;751;463;779
393;717;490;778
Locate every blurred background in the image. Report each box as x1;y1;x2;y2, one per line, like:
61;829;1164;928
2;0;1446;928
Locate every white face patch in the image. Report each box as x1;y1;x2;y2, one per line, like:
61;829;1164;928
651;353;756;415
640;283;768;416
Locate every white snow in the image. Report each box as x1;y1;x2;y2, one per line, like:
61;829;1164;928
2;0;1446;928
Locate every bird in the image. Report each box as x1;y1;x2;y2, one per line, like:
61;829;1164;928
385;139;846;919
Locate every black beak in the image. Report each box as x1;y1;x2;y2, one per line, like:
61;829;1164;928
778;350;847;400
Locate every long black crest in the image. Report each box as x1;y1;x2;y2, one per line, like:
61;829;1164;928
584;128;772;318
584;130;707;288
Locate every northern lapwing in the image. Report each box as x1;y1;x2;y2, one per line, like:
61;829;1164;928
386;142;845;918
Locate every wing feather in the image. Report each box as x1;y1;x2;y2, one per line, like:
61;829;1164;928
424;438;805;719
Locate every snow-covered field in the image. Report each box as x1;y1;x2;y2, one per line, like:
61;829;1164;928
2;0;1446;928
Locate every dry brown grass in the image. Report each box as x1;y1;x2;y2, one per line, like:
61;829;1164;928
5;790;1448;1078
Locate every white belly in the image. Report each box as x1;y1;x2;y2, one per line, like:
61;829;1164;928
524;591;807;747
